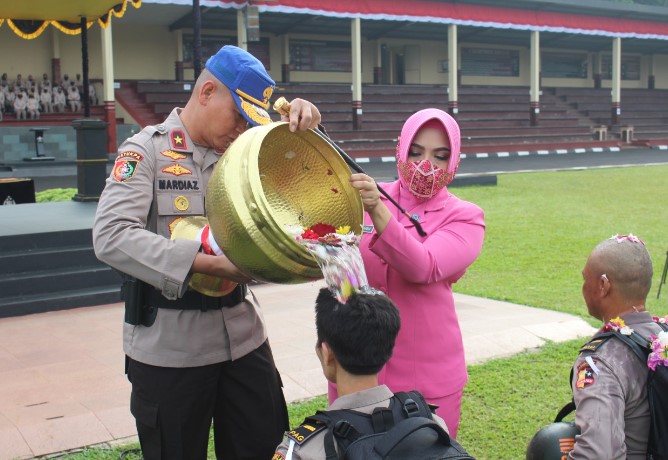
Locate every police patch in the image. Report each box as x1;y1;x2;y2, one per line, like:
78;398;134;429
112;151;143;182
575;361;596;389
160;149;187;160
162;164;192;176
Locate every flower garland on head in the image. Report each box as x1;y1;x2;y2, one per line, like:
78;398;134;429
602;317;635;335
648;316;668;371
609;233;645;245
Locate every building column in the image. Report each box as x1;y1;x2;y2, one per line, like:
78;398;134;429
51;28;61;84
351;18;363;130
282;34;290;83
373;40;382;84
447;24;458;117
648;54;655;89
237;9;247;51
174;29;184;81
530;30;540;126
593;52;602;88
611;37;621;125
101;23;116;154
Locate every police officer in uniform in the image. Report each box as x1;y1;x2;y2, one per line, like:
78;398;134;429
273;288;449;459
93;45;321;460
569;234;661;459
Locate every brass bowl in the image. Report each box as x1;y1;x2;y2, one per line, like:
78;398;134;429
170;216;238;296
206;122;363;283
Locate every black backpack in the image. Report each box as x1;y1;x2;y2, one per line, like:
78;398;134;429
300;390;474;460
556;322;668;460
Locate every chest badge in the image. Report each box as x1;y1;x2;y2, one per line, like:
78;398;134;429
174;196;190;211
363;225;374;233
163;163;192;176
160;149;187;161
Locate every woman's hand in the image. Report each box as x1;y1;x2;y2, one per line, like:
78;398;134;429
350;173;381;213
281;98;321;132
350;173;392;234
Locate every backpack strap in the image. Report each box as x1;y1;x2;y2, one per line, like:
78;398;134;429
373;417;451;458
394;391;434;420
599;329;650;363
311;409;370;460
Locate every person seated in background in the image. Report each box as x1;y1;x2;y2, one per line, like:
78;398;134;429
60;73;71;91
13;91;27;119
14;73;24;89
67;82;81;112
40;87;52;114
26;75;36;92
52;86;66;113
39;73;52;93
75;73;84;93
273;288;451;459
26;93;40;120
1;73;8;86
86;83;99;106
5;85;16;114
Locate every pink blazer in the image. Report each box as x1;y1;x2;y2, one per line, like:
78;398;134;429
361;181;485;398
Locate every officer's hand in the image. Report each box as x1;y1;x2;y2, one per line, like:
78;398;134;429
281;98;321;132
192;253;254;284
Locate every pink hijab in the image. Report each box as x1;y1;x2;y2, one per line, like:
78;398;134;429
395;108;462;180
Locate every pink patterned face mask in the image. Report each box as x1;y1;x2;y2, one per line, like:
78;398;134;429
397;158;452;199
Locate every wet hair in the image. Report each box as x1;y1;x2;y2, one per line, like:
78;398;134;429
315;287;400;375
591;235;653;301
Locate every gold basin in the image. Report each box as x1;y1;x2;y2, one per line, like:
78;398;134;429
206;122;363;283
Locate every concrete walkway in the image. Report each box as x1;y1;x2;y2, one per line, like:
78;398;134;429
0;281;596;459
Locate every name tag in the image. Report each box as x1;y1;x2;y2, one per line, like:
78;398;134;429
363;225;374;233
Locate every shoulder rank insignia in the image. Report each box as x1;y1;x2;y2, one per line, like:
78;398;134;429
286;419;327;445
160;149;187;161
170;129;188;150
112;151;143;182
163;164;192;176
579;335;612;354
271;453;285;460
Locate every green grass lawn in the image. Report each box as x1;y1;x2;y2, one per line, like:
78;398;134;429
57;165;668;459
454;165;668;320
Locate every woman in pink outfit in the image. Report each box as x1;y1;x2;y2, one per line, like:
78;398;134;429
342;108;485;438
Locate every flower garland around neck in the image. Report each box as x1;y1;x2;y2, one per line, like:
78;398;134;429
648;315;668;371
602;317;634;335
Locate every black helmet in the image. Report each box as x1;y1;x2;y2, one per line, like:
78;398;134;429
526;422;579;460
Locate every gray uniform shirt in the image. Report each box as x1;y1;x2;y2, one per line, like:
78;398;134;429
273;385;449;459
569;311;662;459
93;108;267;367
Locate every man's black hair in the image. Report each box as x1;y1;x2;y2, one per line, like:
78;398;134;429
315;287;401;376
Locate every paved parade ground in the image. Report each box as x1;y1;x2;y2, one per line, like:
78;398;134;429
0;281;596;459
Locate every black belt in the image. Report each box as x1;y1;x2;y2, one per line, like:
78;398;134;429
145;284;248;312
